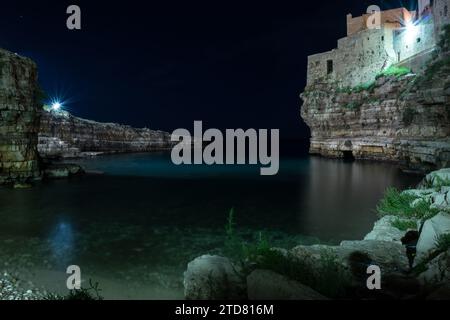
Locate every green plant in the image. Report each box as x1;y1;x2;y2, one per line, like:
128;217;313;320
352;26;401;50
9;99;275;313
221;211;351;298
344;101;361;110
255;249;350;298
421;174;450;190
391;218;417;231
44;279;103;300
377;187;439;220
223;208;243;260
376;66;411;79
435;233;450;253
353;81;376;93
432;176;450;189
411;233;450;276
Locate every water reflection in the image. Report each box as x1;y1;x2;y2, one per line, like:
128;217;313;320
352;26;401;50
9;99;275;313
48;220;75;267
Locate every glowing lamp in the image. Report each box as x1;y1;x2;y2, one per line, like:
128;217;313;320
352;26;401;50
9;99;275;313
404;21;419;44
52;102;62;111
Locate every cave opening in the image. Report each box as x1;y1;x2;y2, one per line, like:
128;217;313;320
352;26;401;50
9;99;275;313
342;150;355;161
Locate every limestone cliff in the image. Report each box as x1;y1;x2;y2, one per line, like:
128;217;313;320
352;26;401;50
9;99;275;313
38;110;174;158
0;49;41;185
300;55;450;172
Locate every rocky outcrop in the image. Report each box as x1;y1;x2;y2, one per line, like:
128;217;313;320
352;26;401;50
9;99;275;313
300;59;450;172
0;49;41;185
38;110;174;158
247;270;328;300
184;169;450;300
363;216;411;243
183;255;246;300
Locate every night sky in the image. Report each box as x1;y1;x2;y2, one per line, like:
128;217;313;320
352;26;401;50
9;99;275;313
0;0;415;138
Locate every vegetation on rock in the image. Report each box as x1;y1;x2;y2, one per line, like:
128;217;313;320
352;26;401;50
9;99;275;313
377;187;439;221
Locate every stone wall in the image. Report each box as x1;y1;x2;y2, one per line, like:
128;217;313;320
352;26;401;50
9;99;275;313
301;54;450;172
307;6;441;89
0;49;41;185
307;26;398;88
393;22;436;66
346;8;410;37
38;110;175;158
433;0;450;37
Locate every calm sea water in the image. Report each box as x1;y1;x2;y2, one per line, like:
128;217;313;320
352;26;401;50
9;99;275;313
0;151;422;299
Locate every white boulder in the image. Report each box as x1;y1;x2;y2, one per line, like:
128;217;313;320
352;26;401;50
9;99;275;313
183;255;246;300
416;212;450;263
364;216;409;243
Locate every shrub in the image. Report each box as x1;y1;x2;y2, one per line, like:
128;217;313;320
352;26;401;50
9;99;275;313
252;248;350;298
421;174;450;190
391;218;417;231
344;101;361;110
353;81;376;93
377;187;439;220
435;233;450;253
44;279;103;300
376;66;411;79
222;210;351;298
223;208;243;260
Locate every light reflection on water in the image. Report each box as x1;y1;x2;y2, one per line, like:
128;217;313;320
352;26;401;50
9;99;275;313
0;152;423;298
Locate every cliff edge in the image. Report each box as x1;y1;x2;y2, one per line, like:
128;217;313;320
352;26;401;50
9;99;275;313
301;49;450;172
0;49;41;185
38;110;174;159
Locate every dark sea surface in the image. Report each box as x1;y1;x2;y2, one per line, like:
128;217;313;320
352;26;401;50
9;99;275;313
0;148;423;299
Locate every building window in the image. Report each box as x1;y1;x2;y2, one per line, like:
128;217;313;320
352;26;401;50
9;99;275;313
327;60;333;74
381;36;384;41
445;6;448;16
417;37;421;43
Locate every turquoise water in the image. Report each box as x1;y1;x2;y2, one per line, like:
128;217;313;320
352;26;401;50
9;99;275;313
0;152;422;299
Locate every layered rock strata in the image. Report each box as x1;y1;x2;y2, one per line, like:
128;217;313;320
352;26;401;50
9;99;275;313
38;110;174;158
0;49;41;185
300;58;450;172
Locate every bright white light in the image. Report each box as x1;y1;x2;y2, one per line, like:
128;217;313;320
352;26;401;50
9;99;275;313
52;102;62;111
404;21;419;44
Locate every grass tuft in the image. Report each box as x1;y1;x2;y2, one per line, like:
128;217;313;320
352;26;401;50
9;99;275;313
391;218;417;231
376;66;411;79
377;187;439;220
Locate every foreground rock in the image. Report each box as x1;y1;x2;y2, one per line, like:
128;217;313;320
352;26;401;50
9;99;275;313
416;213;450;263
38;110;175;159
418;249;450;285
363;216;408;243
184;255;246;300
247;270;327;300
0;49;41;185
0;272;45;300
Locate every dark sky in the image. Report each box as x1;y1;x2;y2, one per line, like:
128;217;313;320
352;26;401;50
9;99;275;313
0;0;416;138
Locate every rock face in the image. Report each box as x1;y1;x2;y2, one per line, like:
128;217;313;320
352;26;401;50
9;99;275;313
300;60;450;172
247;270;327;300
416;213;450;263
0;49;41;185
183;255;246;300
363;216;409;243
38;110;174;158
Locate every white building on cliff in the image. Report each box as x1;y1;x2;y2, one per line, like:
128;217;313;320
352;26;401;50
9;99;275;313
306;0;450;88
